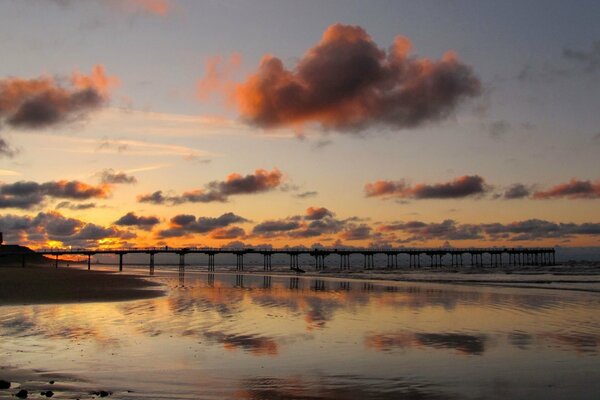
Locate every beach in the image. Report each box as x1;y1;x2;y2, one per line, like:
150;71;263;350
0;266;164;306
1;267;599;399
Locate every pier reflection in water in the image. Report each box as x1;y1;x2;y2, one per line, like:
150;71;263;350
0;271;599;399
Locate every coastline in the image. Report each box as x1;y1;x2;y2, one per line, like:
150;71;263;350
1;263;599;308
0;266;165;306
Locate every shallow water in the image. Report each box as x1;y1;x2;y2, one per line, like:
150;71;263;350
1;270;599;399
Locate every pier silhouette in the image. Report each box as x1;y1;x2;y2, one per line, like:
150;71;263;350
5;246;556;271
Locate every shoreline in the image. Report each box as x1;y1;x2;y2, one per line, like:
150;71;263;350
2;264;599;308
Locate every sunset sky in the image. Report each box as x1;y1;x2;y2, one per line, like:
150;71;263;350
0;0;599;249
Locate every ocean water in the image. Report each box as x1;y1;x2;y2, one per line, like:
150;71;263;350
1;269;599;399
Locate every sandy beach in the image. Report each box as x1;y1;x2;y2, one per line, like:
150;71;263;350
0;266;164;306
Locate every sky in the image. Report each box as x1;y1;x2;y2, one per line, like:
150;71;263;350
0;0;599;249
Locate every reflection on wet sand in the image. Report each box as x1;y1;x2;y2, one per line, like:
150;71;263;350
365;332;487;355
232;375;454;400
1;272;599;399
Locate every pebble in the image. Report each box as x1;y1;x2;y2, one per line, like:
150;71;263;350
15;389;28;398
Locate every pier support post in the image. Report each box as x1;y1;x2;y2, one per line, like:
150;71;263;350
119;253;123;272
87;254;91;270
55;254;59;269
179;253;185;270
149;253;155;274
208;253;215;271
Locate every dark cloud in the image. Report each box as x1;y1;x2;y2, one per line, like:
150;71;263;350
0;180;110;209
55;201;96;210
0;211;133;247
562;41;600;74
379;219;483;242
518;41;600;83
0;65;116;129
210;226;246;240
114;212;160;229
533;179;600;199
487;120;510;138
379;218;600;243
0;137;18;158
365;175;487;199
137;190;167;204
340;224;372;240
207;168;283;196
137;168;282;205
294;191;318;199
252;220;302;235
100;169;137;184
157;212;248;238
207;24;480;132
502;183;532;199
305;206;334;220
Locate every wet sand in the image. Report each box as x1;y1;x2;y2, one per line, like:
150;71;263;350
0;266;164;306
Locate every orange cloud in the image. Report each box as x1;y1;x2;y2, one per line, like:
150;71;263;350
0;65;118;129
112;0;172;16
227;23;480;131
197;53;242;102
365;175;487;199
533;178;600;199
71;65;120;97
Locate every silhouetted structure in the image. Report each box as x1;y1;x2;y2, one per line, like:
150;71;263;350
6;246;557;271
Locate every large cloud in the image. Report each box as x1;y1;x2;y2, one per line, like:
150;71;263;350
533;179;600;199
0;180;110;209
0;211;134;247
365;175;487;199
138;168;283;205
208;24;480;131
157;212;248;238
0;65;117;129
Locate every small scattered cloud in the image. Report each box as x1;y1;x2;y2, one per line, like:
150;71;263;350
99;168;137;184
305;206;334;220
518;41;600;82
0;65;118;129
138;168;283;205
157;212;248;238
295;191;318;199
114;211;160;229
562;41;600;74
487;120;510;139
55;201;96;210
533;178;600;199
502;183;532;199
0;137;18;158
365;175;488;200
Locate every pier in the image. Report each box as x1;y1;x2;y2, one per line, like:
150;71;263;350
5;246;556;271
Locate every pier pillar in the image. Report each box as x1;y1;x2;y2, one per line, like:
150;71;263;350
55;254;59;269
119;253;123;272
87;254;91;270
149;253;155;274
208;254;215;271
